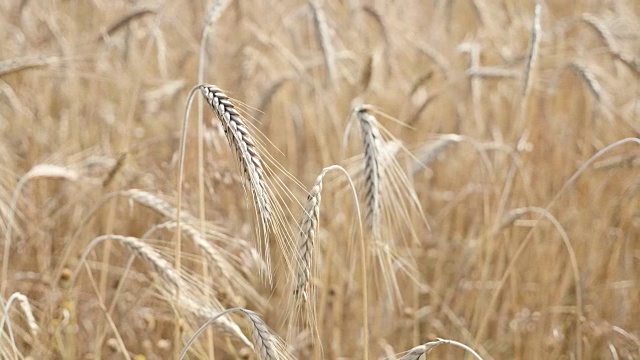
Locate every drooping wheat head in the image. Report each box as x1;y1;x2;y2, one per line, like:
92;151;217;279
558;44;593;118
354;105;382;236
199;85;272;263
180;307;295;360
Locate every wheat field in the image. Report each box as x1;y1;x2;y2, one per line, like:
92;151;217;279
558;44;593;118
0;0;639;359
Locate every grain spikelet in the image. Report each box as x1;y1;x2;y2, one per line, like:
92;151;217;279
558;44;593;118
309;0;337;83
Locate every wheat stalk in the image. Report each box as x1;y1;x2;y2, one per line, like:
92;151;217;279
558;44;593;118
290;165;368;358
522;2;542;98
2;164;80;295
123;189;183;220
0;292;39;359
345;108;429;308
0;292;39;337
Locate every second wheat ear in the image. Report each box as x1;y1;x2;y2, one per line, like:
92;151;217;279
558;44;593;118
355;105;382;235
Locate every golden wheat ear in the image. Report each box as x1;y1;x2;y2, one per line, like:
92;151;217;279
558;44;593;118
74;235;252;348
197;84;300;284
200;85;272;231
198;85;274;265
399;338;484;360
180;307;296;360
294;170;324;297
354;105;382;235
122;189;267;309
344;105;428;308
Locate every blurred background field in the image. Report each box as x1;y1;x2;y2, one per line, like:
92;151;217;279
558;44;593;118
0;0;639;359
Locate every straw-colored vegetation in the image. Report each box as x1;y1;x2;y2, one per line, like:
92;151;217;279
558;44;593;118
1;0;639;359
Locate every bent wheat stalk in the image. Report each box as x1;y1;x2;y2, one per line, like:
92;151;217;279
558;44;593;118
475;138;640;356
293;165;369;360
1;164;79;295
0;292;39;337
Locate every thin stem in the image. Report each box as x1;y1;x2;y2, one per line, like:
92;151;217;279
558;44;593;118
437;338;484;360
323;165;368;360
176;84;201;357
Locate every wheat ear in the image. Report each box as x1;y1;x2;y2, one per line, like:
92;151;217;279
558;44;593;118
243;309;279;360
292;165;369;359
400;338;484;360
74;235;251;347
180;307;292;360
2;164;79;295
567;62;605;102
122;189;267;305
309;0;337;83
355;105;381;235
200;85;272;255
412;134;463;174
294;170;326;296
